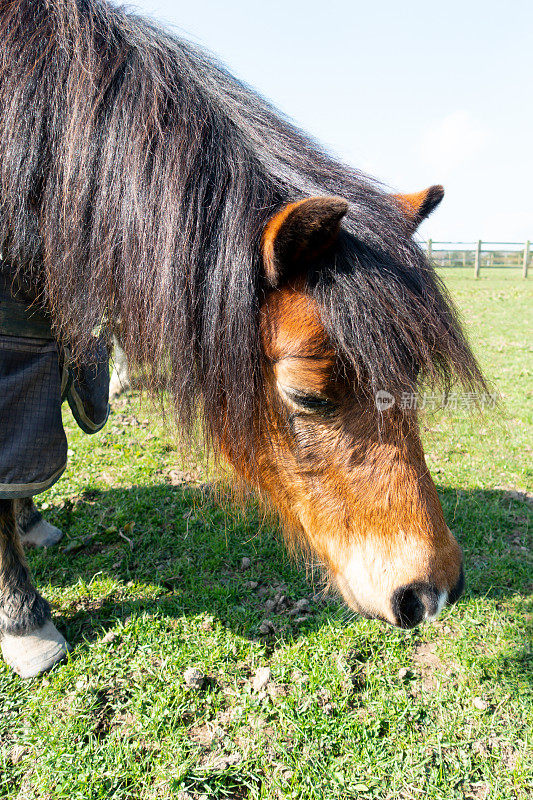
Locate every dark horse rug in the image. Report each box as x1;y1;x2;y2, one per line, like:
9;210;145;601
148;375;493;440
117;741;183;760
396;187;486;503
0;262;109;499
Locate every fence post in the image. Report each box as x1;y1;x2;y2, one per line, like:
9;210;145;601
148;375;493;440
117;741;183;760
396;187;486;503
474;240;482;278
427;239;432;262
523;240;530;278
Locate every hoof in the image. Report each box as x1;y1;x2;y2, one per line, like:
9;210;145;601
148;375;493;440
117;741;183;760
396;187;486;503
20;519;64;548
1;621;69;679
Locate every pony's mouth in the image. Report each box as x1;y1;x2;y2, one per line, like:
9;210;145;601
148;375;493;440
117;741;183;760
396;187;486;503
334;571;461;628
330;525;465;628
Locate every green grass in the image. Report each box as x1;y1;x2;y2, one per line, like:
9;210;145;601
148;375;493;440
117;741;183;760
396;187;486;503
0;270;531;800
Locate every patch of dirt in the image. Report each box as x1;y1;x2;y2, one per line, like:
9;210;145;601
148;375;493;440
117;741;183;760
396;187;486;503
413;642;443;670
162;466;205;486
64;592;119;616
194;739;243;773
9;743;27;765
341;649;370;693
90;689;114;739
251;666;271;692
89;687;138;740
248;584;331;640
267;682;290;700
11;769;42;800
506;511;532;553
473;736;519;771
495;486;533;506
188;721;226;747
464;782;490;800
411;641;459;692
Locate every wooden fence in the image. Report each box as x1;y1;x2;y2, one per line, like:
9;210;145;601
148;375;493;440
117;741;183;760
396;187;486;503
425;240;530;278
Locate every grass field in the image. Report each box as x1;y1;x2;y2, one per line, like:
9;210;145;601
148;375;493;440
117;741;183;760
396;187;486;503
0;269;531;800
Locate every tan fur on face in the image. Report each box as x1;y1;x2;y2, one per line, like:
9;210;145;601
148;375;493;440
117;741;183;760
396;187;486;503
252;282;463;624
260;283;338;398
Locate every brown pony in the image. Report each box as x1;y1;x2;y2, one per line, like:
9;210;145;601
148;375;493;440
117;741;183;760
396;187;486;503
0;0;485;677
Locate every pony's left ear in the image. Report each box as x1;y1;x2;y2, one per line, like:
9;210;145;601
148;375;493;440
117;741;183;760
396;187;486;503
262;196;349;286
392;185;444;233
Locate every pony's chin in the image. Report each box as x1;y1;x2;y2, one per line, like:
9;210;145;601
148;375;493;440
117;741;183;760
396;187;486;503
332;547;398;625
333;571;386;623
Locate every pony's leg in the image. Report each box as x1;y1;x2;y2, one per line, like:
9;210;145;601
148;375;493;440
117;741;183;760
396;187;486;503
109;336;131;400
0;500;68;678
17;498;63;548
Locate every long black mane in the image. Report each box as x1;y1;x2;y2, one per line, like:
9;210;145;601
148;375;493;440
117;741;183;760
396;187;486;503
0;0;485;456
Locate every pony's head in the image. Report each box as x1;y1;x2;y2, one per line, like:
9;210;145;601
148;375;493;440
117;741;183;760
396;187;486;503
229;187;467;628
0;0;483;628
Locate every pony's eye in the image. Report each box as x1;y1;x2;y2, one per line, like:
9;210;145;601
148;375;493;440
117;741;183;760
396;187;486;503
279;385;335;414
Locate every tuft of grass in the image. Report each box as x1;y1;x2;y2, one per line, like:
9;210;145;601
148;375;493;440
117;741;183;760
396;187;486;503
0;270;531;799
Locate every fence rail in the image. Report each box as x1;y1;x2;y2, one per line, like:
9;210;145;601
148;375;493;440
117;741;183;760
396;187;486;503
424;240;530;278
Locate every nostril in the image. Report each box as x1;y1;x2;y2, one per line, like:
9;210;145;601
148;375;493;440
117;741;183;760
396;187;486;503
392;585;425;629
448;565;465;605
392;582;444;628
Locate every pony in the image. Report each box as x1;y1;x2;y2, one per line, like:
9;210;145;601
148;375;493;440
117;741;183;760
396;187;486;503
0;0;485;678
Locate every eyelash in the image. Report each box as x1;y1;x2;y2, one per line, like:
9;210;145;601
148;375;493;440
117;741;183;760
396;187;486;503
280;387;336;414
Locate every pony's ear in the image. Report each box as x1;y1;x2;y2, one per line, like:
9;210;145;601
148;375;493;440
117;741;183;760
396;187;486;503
393;185;444;233
262;196;349;286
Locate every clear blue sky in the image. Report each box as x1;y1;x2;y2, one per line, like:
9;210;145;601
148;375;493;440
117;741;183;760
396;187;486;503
130;0;532;242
